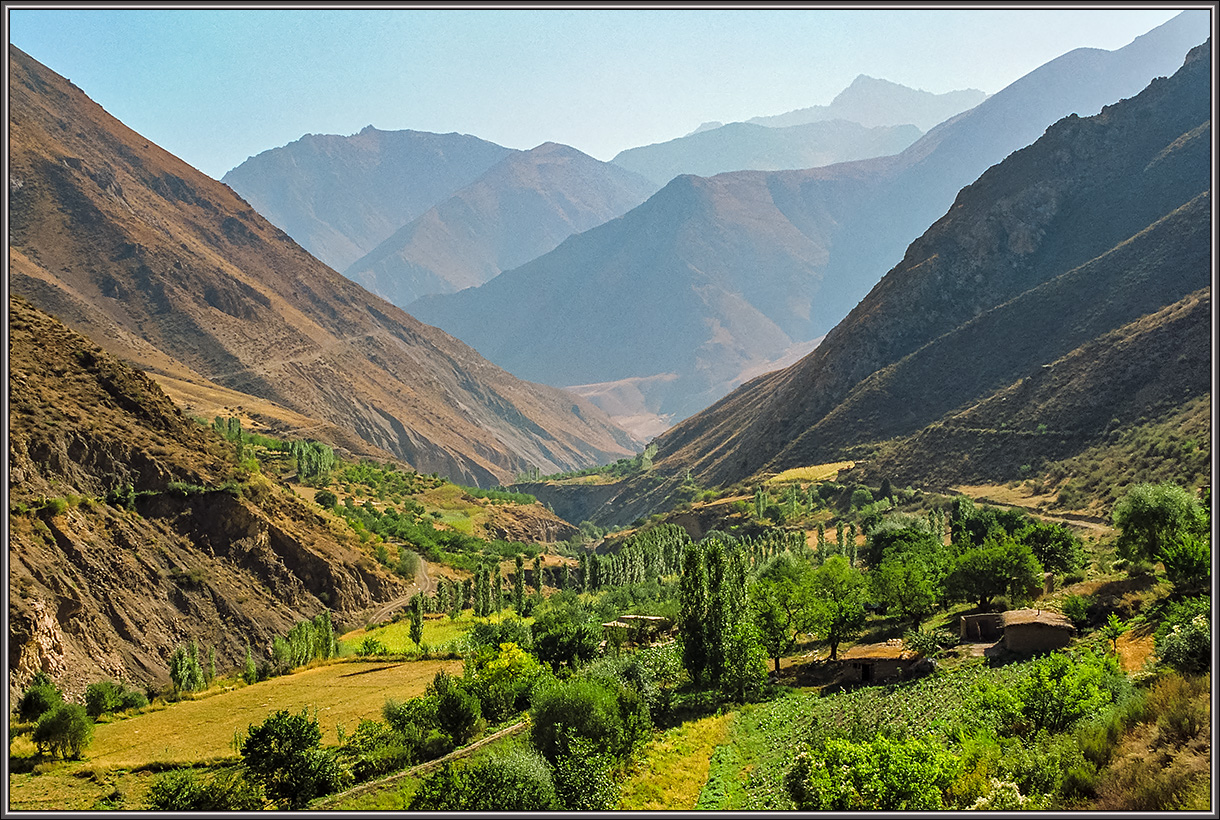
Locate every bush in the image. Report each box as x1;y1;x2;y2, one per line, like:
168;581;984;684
239;708;349;809
784;734;959;810
1060;594;1091;628
530;677;648;766
145;767;265;810
461;747;560;810
429;672;483;747
85;680;146;718
32;702;94;759
1159;533;1210;594
1155;612;1210;675
17;672;63;722
314;489;338;508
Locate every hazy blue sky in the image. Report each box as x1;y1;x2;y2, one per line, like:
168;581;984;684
7;7;1191;179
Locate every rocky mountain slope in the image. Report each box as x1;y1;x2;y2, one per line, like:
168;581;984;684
345;142;659;307
408;12;1209;433
8;295;407;698
651;38;1212;491
8;45;638;487
746;74;987;131
609;118;922;187
221;125;514;271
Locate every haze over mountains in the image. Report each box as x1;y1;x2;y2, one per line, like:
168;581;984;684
343;142;660;307
408;10;1210;435
8;45;638;488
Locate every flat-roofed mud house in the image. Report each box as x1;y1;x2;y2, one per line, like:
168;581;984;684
960;609;1075;654
840;639;927;683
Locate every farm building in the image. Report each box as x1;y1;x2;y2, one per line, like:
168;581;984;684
600;615;673;648
959;609;1075;654
999;609;1075;653
839;639;927;683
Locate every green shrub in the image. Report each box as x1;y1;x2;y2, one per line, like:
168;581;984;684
239;708;349;809
784;734;959;810
530;677;649;765
1155;612;1210;675
145;767;265;810
32;702;94;759
314;489;338;508
1060;594;1091;628
17;672;63;722
461;747;560;810
84;680;146;718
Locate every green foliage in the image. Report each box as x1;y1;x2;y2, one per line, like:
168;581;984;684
1061;594;1092;628
240;708;347;809
1099;613;1130;654
902;625;957;657
1018;520;1085;574
32;702;94;759
850;487;874;509
145;767;265;811
17;671;63;722
530;676;649;765
550;734;621;810
290;440;336;486
464;641;546;723
1014;651;1118;735
1159;531;1210;594
808;555;869;660
243;642;258;685
784;734;960;810
84;680;146;718
459;485;538;505
947;529;1042;609
1154;600;1210;674
408;761;467;810
720;620;769;703
169;642;207;694
1112;482;1208;564
750;552;816;674
460;747;561;810
314;489;338;508
429;671;483;747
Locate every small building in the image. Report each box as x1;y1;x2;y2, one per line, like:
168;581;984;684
840;639;924;684
1000;609;1075;654
959;609;1075;654
601;615;673;649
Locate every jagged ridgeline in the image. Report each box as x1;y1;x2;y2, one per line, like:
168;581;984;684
7;295;408;699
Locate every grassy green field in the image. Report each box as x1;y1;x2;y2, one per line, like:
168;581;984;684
339;609;530;656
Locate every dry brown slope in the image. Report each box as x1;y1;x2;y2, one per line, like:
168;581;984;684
7;295;409;699
7;45;638;488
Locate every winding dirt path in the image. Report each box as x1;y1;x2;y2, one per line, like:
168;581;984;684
365;556;437;625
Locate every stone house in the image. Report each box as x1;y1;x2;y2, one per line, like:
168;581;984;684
840;639;926;684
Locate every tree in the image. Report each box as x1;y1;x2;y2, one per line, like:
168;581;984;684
1159;530;1211;594
947;529;1042;610
146;767;265;811
243;642;258;685
240;708;346;809
1099;613;1129;654
750;552;816;675
720;620;769;703
1112;482;1208;564
808;556;869;660
17;671;63;723
410;594;425;648
32;702;94;759
169;642;206;694
785;734;959;810
872;554;939;628
678;541;711;684
514;555;526;614
430;672;482;747
1017;521;1084;574
463;747;560;810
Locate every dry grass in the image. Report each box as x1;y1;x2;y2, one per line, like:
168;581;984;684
768;462;855;485
86;659;461;768
617;712;733;810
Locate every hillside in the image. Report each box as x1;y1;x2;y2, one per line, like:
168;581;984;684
746;74;987;131
345;142;659;306
7;45;639;488
220;126;515;271
609;119;922;187
7;295;408;699
650;38;1212;493
408;12;1209;432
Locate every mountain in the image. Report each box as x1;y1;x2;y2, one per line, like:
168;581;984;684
747;74;987;131
8;45;639;487
610;119;922;187
649;38;1211;494
221;126;515;271
344;142;660;307
8;294;408;696
409;11;1210;434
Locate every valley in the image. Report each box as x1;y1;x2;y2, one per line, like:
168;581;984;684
7;11;1212;814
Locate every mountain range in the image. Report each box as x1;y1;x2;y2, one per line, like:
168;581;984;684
8;45;638;488
343;142;659;307
546;36;1211;527
408;11;1210;435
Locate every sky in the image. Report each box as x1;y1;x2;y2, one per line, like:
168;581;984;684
5;6;1194;180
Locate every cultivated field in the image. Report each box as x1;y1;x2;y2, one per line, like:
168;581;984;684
78;659;460;768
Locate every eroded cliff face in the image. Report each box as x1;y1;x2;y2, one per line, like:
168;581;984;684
8;295;407;700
